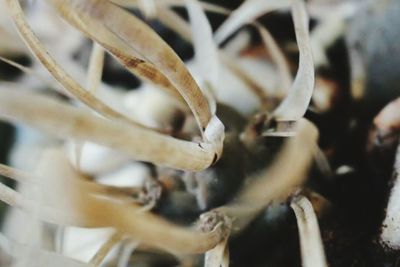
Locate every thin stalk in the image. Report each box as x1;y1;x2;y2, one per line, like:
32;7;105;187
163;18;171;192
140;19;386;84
111;0;230;15
0;150;226;254
272;0;315;121
186;0;219;89
0;180;82;226
220;53;271;107
117;239;139;267
86;42;105;94
49;1;187;108
5;0;142;127
75;42;106;170
203;224;229;267
157;6;272;107
89;232;123;266
46;0;225;157
0;163;33;183
291;195;328;267
0;163;146;202
202;118;319;233
0;56;55;87
47;0;211;132
214;0;291;44
213;0;315;125
0;88;216;171
255;22;292;94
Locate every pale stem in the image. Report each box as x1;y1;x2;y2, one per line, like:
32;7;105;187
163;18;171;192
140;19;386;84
0;88;216;171
291;195;328;267
89;231;123;266
5;0;140;127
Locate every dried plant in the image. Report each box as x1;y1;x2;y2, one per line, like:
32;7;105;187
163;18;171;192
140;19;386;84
1;0;395;266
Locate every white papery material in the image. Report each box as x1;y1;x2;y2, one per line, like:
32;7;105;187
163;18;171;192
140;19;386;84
65;142;131;176
123;85;183;130
96;163;150;188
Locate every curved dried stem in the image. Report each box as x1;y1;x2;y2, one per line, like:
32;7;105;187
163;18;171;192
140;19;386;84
49;149;226;254
255;22;292;94
5;0;142;127
111;0;230;15
272;0;314;122
219;53;271;107
89;231;123;266
186;0;218;88
0;88;216;171
86;42;105;94
213;0;314;129
117;239;139;267
83;200;225;254
204;235;229;267
156;5;271;108
0;56;56;87
48;0;187;108
0;163;33;183
199;210;231;267
75;42;105;169
214;0;291;44
291;195;328;267
157;7;193;41
0;150;226;254
47;0;211;132
0;179;79;226
0;163;149;203
156;3;297;114
45;0;225;159
203;118;319;233
186;0;219;114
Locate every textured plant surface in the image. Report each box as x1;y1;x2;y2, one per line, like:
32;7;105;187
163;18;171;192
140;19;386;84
0;0;399;266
